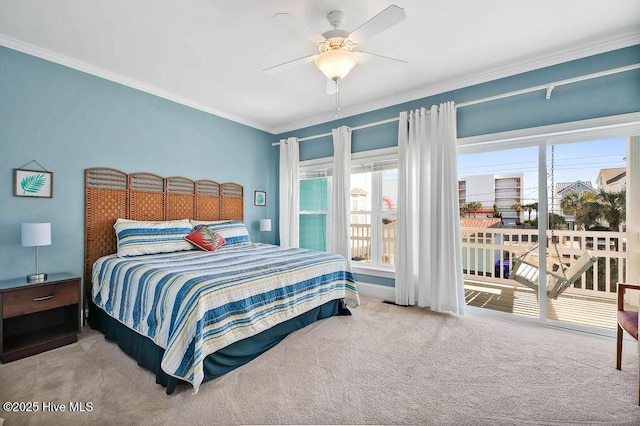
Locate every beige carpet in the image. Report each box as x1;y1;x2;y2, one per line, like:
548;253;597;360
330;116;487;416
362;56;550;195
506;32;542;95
0;296;638;425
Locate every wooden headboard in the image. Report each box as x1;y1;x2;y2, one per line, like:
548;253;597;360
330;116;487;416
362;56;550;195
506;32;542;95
83;167;243;300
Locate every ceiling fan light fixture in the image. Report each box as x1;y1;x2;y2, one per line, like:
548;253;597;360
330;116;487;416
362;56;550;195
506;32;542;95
314;49;357;80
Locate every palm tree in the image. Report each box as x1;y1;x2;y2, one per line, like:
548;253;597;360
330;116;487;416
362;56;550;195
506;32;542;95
459;203;470;218
548;213;567;230
523;202;538;222
560;191;580;216
597;189;626;231
492;204;502;219
576;203;601;230
466;202;482;218
560;191;599;230
573;192;599;230
511;202;522;225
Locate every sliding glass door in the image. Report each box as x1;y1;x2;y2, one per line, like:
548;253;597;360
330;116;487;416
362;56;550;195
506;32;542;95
458;146;541;321
544;139;629;331
459;136;635;333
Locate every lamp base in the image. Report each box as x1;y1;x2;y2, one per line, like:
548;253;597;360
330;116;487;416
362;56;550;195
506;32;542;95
27;273;47;283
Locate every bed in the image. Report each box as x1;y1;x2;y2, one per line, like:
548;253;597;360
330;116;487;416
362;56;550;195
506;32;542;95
84;168;359;394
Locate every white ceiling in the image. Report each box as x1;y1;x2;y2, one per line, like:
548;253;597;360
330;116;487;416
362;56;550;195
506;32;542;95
1;0;639;134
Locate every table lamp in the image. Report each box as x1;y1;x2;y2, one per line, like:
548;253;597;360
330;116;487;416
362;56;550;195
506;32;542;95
260;219;272;243
21;222;51;283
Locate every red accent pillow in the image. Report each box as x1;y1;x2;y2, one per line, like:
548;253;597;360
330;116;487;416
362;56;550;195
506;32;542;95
185;227;226;252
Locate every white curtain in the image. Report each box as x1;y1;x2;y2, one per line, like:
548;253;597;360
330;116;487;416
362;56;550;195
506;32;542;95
328;126;351;258
395;102;465;314
279;137;299;248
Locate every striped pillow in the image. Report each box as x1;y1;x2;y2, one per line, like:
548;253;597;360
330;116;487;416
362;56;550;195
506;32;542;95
190;219;229;228
197;220;251;246
114;218;194;257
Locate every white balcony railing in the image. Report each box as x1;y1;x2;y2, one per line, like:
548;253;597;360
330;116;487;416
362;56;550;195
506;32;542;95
462;227;628;300
350;223;628;301
351;223;371;261
350;223;396;266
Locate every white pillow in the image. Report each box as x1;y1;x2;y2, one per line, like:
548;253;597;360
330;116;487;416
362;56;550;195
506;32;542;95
114;218;193;257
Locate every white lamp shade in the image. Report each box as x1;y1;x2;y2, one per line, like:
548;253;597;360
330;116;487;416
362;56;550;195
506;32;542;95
260;219;272;232
21;223;51;247
314;49;357;80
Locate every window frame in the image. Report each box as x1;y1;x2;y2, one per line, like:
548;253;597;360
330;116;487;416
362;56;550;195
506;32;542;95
299;147;398;275
299;159;333;252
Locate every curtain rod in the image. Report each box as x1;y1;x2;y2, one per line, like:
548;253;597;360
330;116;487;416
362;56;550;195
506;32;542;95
271;63;640;146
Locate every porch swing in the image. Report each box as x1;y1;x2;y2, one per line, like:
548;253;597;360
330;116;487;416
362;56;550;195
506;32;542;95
508;146;598;299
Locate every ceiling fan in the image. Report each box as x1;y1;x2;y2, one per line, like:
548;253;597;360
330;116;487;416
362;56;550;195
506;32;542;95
264;5;407;112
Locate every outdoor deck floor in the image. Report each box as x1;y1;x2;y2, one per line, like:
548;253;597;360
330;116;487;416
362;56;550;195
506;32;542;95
464;279;618;330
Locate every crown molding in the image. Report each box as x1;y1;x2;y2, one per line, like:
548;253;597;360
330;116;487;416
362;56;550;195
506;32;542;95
273;30;640;135
0;34;273;134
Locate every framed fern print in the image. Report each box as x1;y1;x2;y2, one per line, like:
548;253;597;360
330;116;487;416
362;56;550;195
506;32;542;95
14;169;53;198
254;190;266;206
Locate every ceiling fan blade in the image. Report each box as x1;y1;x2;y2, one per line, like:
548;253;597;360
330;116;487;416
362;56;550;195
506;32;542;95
273;12;326;44
348;5;406;45
263;55;316;74
326;78;337;95
356;51;408;65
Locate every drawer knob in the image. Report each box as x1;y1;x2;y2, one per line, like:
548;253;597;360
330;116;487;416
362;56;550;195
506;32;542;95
33;294;54;302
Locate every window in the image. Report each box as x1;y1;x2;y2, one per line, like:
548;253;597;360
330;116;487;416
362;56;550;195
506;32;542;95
350;153;397;268
299;148;397;271
299;166;331;251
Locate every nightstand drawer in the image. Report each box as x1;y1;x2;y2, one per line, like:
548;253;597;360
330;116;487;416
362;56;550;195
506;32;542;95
2;280;79;319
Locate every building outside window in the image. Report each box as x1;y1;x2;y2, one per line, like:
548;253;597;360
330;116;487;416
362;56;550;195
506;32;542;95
458;174;523;225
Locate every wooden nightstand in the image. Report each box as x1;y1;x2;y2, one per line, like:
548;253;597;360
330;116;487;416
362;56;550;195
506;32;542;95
0;273;81;363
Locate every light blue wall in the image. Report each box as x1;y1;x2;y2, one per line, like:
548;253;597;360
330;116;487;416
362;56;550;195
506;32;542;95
276;44;640;287
0;46;278;281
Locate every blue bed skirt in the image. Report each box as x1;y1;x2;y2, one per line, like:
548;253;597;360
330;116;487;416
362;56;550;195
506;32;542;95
89;300;350;394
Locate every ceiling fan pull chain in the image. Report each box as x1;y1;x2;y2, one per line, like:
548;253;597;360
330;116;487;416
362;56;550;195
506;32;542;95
335;79;340;118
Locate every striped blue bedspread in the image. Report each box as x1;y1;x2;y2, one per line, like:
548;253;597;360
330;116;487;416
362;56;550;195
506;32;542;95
92;243;359;392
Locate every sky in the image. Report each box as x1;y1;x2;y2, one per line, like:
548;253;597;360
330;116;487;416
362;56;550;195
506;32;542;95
457;137;627;206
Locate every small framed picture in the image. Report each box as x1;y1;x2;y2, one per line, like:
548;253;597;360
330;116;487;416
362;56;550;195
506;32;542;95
14;169;53;198
254;190;266;206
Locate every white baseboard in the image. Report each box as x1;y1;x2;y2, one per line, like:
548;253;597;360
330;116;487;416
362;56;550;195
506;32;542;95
356;281;395;301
